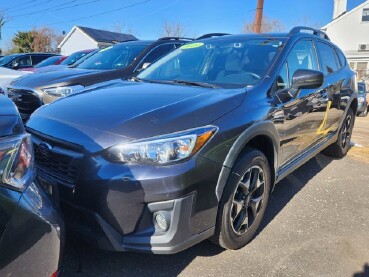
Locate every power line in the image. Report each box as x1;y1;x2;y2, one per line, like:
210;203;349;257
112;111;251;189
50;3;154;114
9;0;104;18
6;0;56;14
3;0;39;12
11;0;79;17
4;0;153;29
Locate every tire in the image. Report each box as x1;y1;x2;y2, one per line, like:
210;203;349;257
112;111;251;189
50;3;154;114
323;108;355;158
211;147;271;250
361;107;368;117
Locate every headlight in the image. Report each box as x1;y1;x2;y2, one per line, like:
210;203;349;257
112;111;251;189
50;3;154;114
0;134;34;192
42;85;84;97
358;96;365;103
104;126;218;165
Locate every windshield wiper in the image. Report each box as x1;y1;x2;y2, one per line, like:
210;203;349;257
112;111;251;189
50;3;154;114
172;79;218;89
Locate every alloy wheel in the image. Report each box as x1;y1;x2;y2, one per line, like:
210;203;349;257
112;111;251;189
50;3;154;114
341;114;352;149
230;165;265;236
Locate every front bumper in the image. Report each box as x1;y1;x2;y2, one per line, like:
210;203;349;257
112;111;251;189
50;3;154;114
37;154;222;254
0;181;64;276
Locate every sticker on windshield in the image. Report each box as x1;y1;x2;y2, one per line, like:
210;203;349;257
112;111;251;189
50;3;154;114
180;42;204;49
99;46;113;52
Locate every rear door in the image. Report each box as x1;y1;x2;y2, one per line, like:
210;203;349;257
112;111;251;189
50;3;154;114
276;39;327;166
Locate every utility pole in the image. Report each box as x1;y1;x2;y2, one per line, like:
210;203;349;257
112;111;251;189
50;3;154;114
253;0;264;33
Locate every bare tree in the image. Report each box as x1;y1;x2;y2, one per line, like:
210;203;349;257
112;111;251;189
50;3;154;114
0;11;7;41
162;21;186;37
295;16;322;29
111;22;136;35
243;16;285;33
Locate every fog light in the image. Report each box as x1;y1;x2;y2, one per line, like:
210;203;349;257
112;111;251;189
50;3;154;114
154;212;170;232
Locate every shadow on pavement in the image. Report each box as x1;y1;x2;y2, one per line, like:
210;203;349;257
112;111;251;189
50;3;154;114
353;263;369;277
61;154;334;277
257;154;334;236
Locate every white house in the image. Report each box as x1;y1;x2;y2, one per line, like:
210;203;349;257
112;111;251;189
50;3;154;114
58;26;137;55
322;0;369;79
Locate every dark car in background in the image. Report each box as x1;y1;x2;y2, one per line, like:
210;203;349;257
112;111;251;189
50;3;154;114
357;81;369;117
0;53;58;70
8;37;192;121
21;55;67;72
0;96;64;276
26;27;357;254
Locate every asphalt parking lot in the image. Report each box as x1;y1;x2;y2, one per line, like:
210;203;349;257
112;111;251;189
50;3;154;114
61;117;369;277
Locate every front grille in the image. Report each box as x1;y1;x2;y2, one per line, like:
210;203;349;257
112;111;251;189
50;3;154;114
7;88;42;119
31;135;84;185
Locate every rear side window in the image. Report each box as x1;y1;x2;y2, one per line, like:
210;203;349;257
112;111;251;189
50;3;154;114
31;55;49;65
315;41;338;74
335;48;347;68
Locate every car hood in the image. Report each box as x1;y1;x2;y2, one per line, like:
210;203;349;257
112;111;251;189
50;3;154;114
27;81;246;153
33;64;69;73
11;68;99;89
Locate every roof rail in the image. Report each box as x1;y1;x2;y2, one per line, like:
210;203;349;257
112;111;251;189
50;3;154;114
289;26;330;41
196;33;230;40
158;37;194;41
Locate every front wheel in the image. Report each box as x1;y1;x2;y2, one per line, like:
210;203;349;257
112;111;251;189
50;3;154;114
211;148;271;250
323;108;355;158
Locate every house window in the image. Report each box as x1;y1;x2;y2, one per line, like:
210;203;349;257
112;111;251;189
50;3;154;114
362;8;369;21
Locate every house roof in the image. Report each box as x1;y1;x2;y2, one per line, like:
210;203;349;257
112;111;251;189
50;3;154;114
322;0;369;30
58;26;138;48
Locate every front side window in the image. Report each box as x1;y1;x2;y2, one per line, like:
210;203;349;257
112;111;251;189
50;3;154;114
13;56;32;68
315;41;338;75
138;38;284;88
77;43;148;70
287;40;319;85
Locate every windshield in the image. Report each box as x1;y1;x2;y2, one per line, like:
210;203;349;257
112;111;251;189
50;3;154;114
0;54;20;66
61;51;91;65
76;43;147;70
358;83;366;94
35;56;61;68
138;38;284;88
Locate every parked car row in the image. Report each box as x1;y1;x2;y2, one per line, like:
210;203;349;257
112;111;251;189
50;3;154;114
1;27;358;275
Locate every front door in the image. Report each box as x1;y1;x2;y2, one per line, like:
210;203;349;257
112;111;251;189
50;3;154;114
275;39;328;167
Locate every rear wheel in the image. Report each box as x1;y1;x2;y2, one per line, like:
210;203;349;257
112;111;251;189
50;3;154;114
361;107;368;117
323;108;355;158
211;148;271;250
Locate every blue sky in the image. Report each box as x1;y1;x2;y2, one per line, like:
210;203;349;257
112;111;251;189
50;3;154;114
0;0;366;50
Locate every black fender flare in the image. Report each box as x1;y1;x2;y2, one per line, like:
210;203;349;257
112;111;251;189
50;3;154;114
215;120;280;200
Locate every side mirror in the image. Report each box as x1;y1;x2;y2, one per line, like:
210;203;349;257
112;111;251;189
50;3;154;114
291;69;324;90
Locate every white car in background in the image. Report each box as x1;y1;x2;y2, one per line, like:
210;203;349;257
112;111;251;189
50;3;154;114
0;67;32;96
